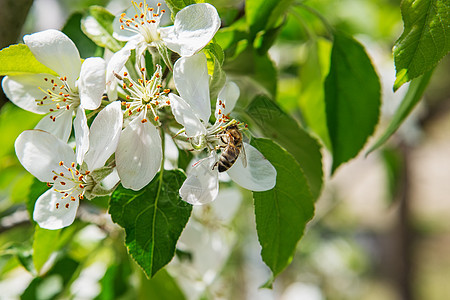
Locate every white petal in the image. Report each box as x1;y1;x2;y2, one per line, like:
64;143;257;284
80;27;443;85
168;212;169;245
112;6;140;41
74;106;89;165
116;113;162;190
15;130;76;182
34;109;73;142
101;168;120;190
215;81;240;119
106;40;136;95
173;53;211;122
227;143;276;191
2;74;60;114
24;29;81;89
160;3;220;56
179;156;219;205
84;101;123;170
78;57;105;110
33;188;79;230
169;93;206;137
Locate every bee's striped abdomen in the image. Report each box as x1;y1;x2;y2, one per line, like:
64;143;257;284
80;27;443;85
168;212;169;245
218;144;241;172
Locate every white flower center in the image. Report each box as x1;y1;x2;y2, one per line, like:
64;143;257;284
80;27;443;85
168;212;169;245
49;160;91;210
36;76;79;122
119;1;166;44
119;65;170;124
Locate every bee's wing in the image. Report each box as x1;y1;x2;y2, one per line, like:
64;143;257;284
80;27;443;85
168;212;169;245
240;143;247;168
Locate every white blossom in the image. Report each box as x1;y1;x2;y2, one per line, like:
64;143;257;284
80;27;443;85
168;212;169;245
15;102;122;229
107;2;220;93
2;29;106;142
169;53;277;205
114;66;168;191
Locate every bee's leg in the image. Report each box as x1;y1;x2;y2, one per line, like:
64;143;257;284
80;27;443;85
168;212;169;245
212;161;218;170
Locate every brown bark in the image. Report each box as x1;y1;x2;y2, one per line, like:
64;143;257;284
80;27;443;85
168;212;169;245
0;0;34;108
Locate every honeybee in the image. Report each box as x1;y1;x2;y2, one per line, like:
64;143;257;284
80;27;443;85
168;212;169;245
214;124;247;172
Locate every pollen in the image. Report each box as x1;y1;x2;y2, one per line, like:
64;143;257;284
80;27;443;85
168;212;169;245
59;161;64;166
141;118;148;123
154;116;159;121
65;203;69;209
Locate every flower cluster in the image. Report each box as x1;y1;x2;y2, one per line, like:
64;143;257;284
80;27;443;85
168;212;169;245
3;1;276;230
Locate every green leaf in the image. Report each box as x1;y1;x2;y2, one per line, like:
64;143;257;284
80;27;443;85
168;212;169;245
21;257;79;300
380;147;404;203
224;46;277;97
109;170;192;278
177;149;193;171
393;0;450;90
205;43;226;103
298;38;332;149
32;227;59;273
367;69;433;154
32;225;80;274
246;0;294;38
254;19;285;55
96;262;132;299
0;44;56;76
63;12;103;58
26;178;49;219
81;6;123;52
245;95;323;199
251;138;314;277
324;32;381;173
139;269;186;300
165;0;197;18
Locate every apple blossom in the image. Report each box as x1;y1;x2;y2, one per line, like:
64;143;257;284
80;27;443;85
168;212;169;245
114;66;169;191
107;1;220;88
15;102;122;229
169;53;277;205
2;29;106;142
